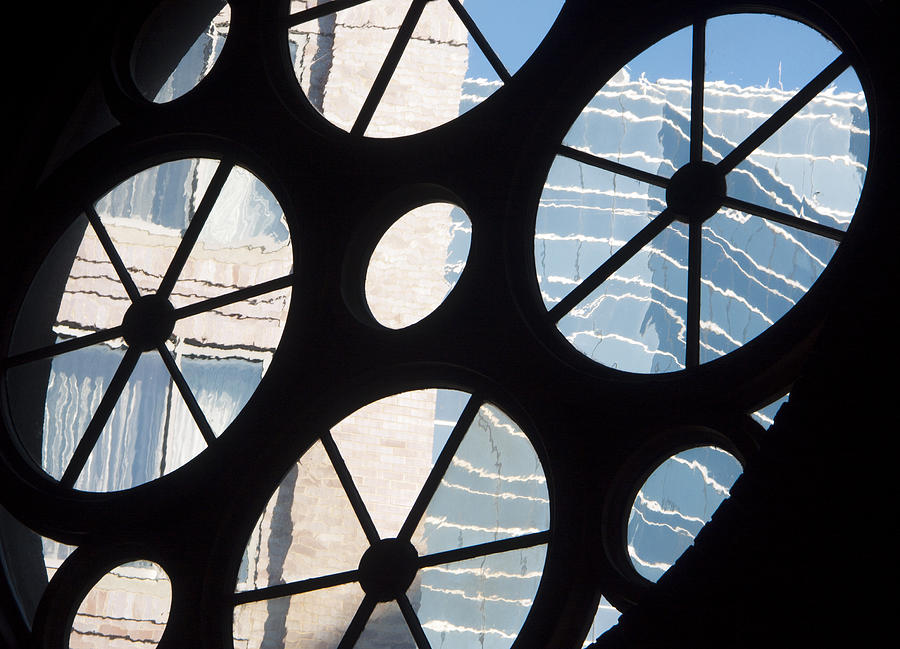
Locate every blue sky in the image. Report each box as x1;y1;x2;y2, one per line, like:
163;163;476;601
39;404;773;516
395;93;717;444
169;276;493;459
462;4;862;93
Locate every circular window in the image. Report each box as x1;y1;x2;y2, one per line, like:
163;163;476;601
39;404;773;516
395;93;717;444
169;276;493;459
133;2;231;103
284;0;562;137
627;446;742;582
534;13;867;372
234;389;550;648
365;202;471;329
4;158;293;491
70;560;172;648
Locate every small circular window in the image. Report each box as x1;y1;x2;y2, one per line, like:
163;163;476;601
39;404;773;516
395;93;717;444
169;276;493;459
534;13;867;373
4;158;293;491
234;389;550;649
628;446;742;582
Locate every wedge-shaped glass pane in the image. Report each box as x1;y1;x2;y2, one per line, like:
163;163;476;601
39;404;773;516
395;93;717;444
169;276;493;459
331;389;461;538
74;350;207;492
415;403;549;555
562;26;691;178
628;446;742;582
704;14;843;159
169;165;292;309
556;221;688;374
725;69;868;233
237;440;369;592
233;583;364;649
70;561;171;649
416;545;547;649
135;2;231;103
536;157;664;311
366;203;470;329
93;158;220;294
580;596;621;647
355;601;417;649
700;210;838;364
752;392;789;429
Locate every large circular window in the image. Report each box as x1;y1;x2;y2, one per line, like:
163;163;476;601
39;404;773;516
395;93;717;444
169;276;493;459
534;13;867;373
234;389;550;649
4;158;293;491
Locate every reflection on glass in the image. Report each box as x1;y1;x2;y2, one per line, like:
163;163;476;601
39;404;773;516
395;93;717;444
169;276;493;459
366;203;471;329
286;0;562;135
137;3;231;103
752;392;789;429
234;583;365;649
5;159;292;491
69;561;171;649
628;446;742;582
234;392;549;649
580;596;621;647
533;13;866;373
417;545;547;649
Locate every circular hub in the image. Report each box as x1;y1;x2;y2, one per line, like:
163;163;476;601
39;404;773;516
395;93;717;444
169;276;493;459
357;538;418;602
666;161;726;224
121;294;175;351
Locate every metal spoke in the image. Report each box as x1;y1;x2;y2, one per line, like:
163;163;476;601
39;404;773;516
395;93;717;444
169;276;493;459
350;0;426;135
286;0;373;27
549;209;677;322
686;221;702;369
398;594;433;649
3;326;125;369
418;530;550;569
157;161;233;299
322;430;381;544
156;343;216;446
397;395;481;541
558;145;670;189
232;569;359;605
171;274;294;321
447;0;510;82
690;19;706;163
721;196;845;242
337;595;376;649
84;204;141;302
718;54;849;174
59;345;141;487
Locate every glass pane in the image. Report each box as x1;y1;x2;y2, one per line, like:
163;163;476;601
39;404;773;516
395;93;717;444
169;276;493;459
70;561;171;649
237;441;369;592
562;25;692;178
581;596;621;647
415;403;549;556
628;446;742;582
355;601;417;649
135;3;230;103
416;545;547;649
93;158;220;294
330;389;460;538
725;69;868;232
751;392;789;429
700;210;838;364
555;221;688;374
704;13;842;158
233;583;364;649
366;203;470;329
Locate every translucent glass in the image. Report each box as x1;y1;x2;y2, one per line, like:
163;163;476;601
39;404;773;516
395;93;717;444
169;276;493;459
356;601;417;648
751;392;789;428
628;446;742;582
233;583;365;649
416;545;547;649
5;159;293;491
135;3;231;103
69;561;171;649
287;0;562;135
580;597;621;647
365;203;470;329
